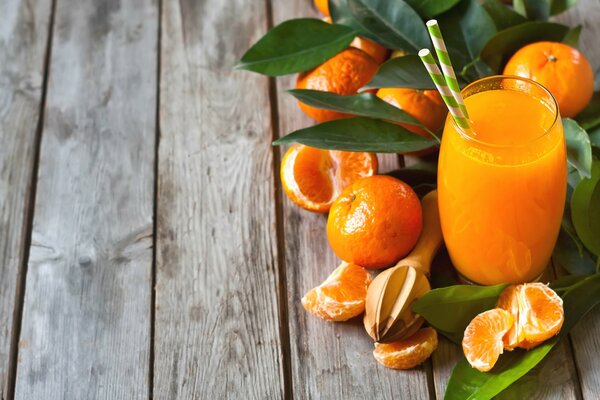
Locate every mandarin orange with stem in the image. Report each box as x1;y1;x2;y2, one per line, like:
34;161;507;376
327;175;422;269
373;327;438;370
503;41;594;117
280;144;377;213
296;48;379;122
302;261;372;321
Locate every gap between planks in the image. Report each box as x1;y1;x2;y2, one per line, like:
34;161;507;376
5;0;58;398
149;0;164;398
265;0;294;399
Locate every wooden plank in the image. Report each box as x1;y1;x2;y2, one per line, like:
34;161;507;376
13;0;157;398
0;0;53;397
555;2;600;397
153;0;286;398
270;3;431;399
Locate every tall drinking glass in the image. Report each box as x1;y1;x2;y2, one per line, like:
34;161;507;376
438;76;567;285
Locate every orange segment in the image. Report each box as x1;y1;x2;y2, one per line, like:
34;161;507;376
373;327;438;370
280;144;378;213
496;285;522;350
519;283;564;346
302;262;372;321
462;309;514;372
496;283;564;350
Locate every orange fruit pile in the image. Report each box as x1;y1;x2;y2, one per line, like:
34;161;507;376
373;328;438;370
296;48;380;122
327;175;423;269
302;261;372;321
280;144;378;213
504;41;594;118
462;283;564;372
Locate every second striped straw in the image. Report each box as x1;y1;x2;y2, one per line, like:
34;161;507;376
420;19;471;131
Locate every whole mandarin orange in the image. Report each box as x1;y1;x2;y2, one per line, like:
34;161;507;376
377;88;447;138
327;175;422;269
296;48;379;122
323;17;389;64
503;41;594;118
350;37;389;64
314;0;330;16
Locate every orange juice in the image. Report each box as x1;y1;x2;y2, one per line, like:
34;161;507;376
438;76;567;285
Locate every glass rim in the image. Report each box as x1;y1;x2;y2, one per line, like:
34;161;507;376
451;75;560;148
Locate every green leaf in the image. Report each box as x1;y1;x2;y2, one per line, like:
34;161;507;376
445;273;600;400
564;118;593;178
480;22;570;72
437;0;497;80
571;161;600;256
575;92;600;130
481;0;527;30
346;0;430;52
589;125;600;148
236;19;356;76
412;284;507;344
550;0;579;15
273;117;438;152
404;0;462;18
514;0;551;20
553;225;597;276
550;274;587;294
554;182;597;275
445;343;557;400
287;89;426;128
329;0;379;39
362;55;436;90
562;25;582;48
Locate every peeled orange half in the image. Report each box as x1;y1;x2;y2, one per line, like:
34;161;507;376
280;144;377;213
496;283;564;350
302;262;372;322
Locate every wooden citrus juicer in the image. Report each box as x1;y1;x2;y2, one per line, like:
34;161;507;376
364;190;443;343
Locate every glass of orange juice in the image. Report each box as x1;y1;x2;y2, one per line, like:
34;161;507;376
438;76;567;285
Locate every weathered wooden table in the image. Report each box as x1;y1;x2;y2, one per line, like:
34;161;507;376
1;0;599;398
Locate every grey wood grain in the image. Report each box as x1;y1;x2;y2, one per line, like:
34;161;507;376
153;0;286;398
0;0;53;397
555;2;600;398
13;0;157;398
271;2;431;398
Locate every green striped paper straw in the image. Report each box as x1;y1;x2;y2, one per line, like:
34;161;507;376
426;19;470;121
418;49;470;130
